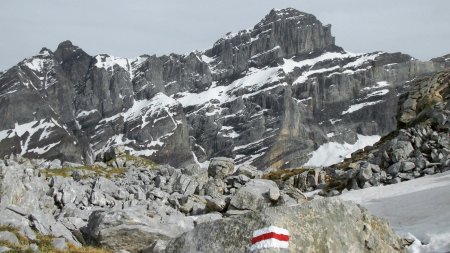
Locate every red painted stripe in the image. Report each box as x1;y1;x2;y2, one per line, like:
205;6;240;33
251;232;290;244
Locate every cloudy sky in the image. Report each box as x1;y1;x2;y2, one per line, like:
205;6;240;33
1;0;449;70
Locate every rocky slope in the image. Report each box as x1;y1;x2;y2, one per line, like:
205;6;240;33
264;68;449;196
0;8;447;169
0;153;406;252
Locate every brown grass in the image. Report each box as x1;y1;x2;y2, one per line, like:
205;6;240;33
0;225;112;253
262;167;313;181
107;153;157;169
41;165;127;179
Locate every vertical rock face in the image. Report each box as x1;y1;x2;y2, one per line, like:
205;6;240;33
0;8;447;168
205;8;340;79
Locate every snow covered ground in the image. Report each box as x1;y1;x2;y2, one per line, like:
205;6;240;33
339;171;450;253
304;134;381;167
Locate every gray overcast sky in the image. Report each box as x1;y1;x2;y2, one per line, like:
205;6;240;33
1;0;449;70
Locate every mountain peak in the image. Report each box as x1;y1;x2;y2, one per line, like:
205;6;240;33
55;40;80;55
39;47;53;55
255;8;312;28
54;40;90;64
271;7;308;17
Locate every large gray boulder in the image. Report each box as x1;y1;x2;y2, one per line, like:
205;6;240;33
208;157;234;180
389;141;414;163
229;179;280;211
164;198;404;253
82;208;195;252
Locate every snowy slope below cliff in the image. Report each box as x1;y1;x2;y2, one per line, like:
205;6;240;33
339;171;450;253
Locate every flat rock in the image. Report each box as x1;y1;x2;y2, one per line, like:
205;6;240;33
230;179;280;211
83;208;194;252
0;231;19;245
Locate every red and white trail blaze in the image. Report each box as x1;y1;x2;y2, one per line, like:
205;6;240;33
250;226;290;251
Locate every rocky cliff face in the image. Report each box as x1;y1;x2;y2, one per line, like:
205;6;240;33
0;8;447;169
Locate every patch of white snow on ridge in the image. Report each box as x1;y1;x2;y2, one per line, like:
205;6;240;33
176;66;283;107
361;89;390;100
341;100;383;115
28;141;61;155
125;93;179;129
95;54;144;79
282;52;355;74
304;134;381;167
23;50;52;73
362;81;391;91
376;81;390;88
0;119;65;155
326;133;335;138
24;58;48;73
201;55;215;64
231;67;283;91
176;82;228;107
339;171;450;253
77;109;98;118
343;52;381;68
95;55;129;71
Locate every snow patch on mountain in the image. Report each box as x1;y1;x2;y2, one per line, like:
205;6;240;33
343;52;381;68
363;89;390;99
304;134;381;167
282;52;354;73
0;119;64;155
94;55;146;79
23;50;52;73
342;100;384;115
124;93;180;129
362;81;391;91
176;66;283;107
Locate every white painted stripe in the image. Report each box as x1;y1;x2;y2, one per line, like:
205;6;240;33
250;238;289;251
252;226;289;238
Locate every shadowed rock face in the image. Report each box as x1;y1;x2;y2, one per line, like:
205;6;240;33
0;8;446;167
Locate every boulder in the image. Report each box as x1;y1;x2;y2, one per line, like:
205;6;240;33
0;209;36;240
202;179;225;198
390;141;414;163
164;198;404;253
205;196;227;212
235;164;261;179
0;231;19;245
0;246;11;253
52;238;68;250
82;208;194;252
388;162;402;176
173;174;198;196
208;157;234;179
230;179;280;211
401;162;416;172
358;163;373;182
29;210;79;245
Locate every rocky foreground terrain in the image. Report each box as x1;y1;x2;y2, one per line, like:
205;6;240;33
0;152;405;253
0;7;449;253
